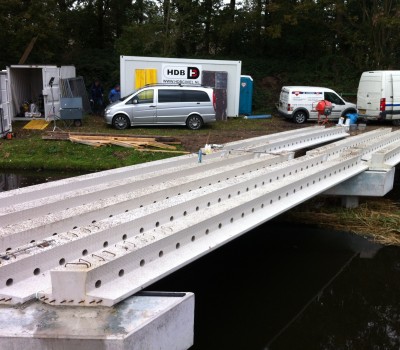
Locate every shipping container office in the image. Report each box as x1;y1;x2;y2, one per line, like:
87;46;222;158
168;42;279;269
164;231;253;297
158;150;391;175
0;71;11;137
120;56;242;118
4;65;76;121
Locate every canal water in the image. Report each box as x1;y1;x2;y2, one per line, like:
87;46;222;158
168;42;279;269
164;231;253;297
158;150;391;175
2;171;400;350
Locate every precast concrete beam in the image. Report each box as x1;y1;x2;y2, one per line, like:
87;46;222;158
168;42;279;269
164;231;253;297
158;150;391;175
0;152;293;250
0;129;396;308
364;140;400;169
0;152;259;224
0;153;328;304
222;125;325;150
307;128;392;160
43;151;368;306
227;126;349;153
0;127;330;209
0;128;344;225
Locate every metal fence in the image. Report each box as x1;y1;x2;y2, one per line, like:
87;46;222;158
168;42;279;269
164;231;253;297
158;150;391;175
60;76;92;114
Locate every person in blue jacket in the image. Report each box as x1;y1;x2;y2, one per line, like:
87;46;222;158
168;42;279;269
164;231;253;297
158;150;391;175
108;84;121;103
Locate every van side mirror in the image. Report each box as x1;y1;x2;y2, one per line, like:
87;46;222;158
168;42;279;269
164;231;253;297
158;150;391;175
132;99;138;104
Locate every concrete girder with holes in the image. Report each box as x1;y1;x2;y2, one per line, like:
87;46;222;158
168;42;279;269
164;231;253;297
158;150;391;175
43;150;369;306
0;152;330;304
2;127;400;307
0;126;338;210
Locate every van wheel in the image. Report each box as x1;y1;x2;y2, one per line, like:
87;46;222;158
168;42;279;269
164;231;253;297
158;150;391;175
293;111;307;124
186;115;203;130
392;119;400;126
113;115;130;130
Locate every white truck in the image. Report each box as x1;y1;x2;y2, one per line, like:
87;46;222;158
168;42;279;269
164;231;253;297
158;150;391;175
357;70;400;125
277;86;357;124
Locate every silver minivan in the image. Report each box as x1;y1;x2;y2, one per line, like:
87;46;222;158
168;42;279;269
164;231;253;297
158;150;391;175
104;84;216;130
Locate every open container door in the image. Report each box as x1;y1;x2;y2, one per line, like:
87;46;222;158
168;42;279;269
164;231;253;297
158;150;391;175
0;70;11;137
42;66;60;120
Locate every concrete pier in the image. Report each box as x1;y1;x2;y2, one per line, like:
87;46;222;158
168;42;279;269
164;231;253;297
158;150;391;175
0;291;194;350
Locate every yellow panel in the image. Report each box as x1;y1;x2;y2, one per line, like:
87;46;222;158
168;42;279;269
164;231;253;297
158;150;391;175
135;69;157;89
135;69;146;89
146;69;157;85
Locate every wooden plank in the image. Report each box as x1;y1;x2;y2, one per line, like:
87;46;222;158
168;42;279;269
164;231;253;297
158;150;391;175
71;135;157;142
146;141;177;150
69;138;104;147
68;132;179;143
135;149;190;154
109;140;142;148
43;132;180;144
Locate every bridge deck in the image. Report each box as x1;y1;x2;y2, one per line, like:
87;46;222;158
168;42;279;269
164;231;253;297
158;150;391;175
1;126;400;306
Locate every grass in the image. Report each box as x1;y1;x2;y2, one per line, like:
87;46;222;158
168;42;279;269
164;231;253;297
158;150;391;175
0;114;282;172
279;196;400;246
0;131;181;171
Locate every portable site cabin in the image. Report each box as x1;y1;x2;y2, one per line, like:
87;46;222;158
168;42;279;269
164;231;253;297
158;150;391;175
3;65;77;122
120;56;242;119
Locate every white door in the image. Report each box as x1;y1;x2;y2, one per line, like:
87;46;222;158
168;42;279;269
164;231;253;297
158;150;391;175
0;71;11;134
391;74;400;120
42;67;60;120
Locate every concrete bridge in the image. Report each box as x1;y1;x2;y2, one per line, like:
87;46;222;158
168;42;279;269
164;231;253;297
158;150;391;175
1;125;400;349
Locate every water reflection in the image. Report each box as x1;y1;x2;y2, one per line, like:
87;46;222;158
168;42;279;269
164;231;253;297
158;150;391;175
0;173;19;192
149;222;400;350
271;245;400;350
0;171;84;192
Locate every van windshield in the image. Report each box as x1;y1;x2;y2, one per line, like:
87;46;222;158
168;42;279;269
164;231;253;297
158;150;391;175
324;92;344;105
120;89;139;101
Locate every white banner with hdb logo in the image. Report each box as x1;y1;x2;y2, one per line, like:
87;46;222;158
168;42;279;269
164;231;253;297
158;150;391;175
162;64;202;85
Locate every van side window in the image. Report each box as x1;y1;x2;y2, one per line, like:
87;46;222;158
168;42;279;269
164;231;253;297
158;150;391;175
324;92;344;105
158;89;211;103
182;91;210;102
128;89;154;104
158;89;183;103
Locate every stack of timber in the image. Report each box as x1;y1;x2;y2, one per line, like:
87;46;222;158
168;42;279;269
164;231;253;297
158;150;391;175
42;132;187;153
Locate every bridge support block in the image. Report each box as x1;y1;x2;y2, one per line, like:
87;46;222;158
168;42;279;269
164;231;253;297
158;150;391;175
324;168;395;208
341;196;359;209
0;291;194;350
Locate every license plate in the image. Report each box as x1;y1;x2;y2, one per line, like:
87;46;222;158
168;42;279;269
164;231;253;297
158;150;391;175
358;109;366;114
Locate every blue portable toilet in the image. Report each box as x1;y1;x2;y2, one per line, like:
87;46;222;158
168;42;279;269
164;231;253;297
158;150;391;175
239;75;253;115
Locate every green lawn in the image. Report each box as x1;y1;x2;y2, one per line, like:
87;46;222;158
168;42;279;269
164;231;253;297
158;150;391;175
0;114;281;172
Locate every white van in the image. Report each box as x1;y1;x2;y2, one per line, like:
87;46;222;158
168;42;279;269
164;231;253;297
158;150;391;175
357;71;400;125
277;86;357;124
